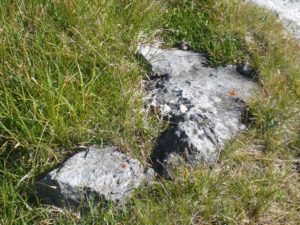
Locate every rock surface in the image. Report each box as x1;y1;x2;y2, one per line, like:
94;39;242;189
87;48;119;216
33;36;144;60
36;146;154;208
138;45;258;174
245;0;300;40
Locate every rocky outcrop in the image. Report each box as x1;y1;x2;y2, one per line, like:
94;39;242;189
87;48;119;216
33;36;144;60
139;45;258;176
245;0;300;41
36;146;154;209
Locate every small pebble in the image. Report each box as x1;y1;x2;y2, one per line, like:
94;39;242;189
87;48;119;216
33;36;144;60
173;41;191;51
161;104;172;115
236;63;255;78
180;104;188;113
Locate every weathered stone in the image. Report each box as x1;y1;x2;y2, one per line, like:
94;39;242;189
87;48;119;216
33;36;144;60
36;146;154;208
138;45;258;175
236;63;256;78
173;40;192;51
245;0;300;41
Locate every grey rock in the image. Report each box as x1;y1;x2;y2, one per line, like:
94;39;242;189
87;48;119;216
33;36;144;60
138;45;258;174
36;146;154;208
245;0;300;41
236;63;256;78
173;40;192;51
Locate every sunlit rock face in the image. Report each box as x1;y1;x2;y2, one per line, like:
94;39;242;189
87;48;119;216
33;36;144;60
138;44;258;176
246;0;300;40
36;146;154;209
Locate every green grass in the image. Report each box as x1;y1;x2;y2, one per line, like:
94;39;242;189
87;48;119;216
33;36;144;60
1;0;300;224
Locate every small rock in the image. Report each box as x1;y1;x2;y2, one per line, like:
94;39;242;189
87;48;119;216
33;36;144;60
36;146;154;209
173;40;192;51
236;63;256;78
161;104;172;115
180;104;188;113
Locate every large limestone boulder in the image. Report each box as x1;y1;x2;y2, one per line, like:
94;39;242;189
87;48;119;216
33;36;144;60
138;45;258;175
36;146;154;208
245;0;300;40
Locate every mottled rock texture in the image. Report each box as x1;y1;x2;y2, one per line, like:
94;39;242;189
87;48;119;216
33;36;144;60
138;45;258;175
246;0;300;40
36;146;154;208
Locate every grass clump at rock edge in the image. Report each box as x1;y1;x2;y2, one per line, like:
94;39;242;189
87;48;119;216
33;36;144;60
1;0;300;224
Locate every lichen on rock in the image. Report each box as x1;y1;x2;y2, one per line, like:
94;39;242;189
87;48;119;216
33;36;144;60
36;146;154;209
138;44;258;176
